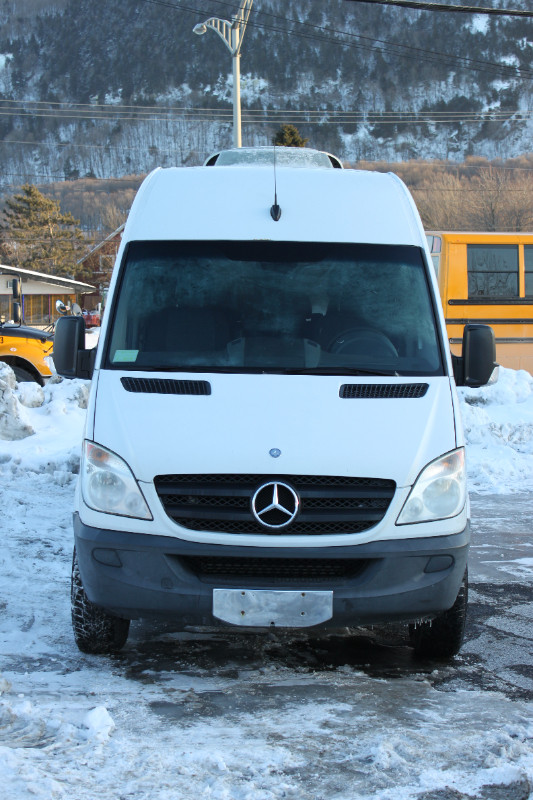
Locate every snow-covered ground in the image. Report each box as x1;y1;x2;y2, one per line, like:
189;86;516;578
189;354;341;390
461;367;533;494
1;345;532;799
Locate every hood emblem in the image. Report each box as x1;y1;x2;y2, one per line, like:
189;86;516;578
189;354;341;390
269;448;281;458
251;481;299;529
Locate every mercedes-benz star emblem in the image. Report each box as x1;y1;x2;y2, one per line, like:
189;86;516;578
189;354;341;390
251;481;299;530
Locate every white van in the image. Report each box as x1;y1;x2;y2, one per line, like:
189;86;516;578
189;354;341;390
54;148;496;659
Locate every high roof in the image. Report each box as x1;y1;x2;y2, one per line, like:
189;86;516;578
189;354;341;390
123;165;424;248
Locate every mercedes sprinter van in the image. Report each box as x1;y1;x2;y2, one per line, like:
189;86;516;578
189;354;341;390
54;148;496;659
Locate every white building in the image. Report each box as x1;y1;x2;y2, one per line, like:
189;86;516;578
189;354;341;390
0;265;95;325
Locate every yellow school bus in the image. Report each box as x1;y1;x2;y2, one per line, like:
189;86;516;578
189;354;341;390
427;231;533;372
0;323;54;384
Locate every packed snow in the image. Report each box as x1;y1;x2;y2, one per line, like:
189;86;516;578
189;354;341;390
461;367;533;494
0;341;532;799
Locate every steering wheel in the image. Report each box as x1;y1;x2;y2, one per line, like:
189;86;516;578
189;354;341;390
328;327;398;358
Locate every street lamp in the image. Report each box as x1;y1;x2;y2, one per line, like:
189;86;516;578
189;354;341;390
193;0;253;148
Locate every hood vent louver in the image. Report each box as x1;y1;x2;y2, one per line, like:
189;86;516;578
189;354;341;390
340;383;429;399
121;377;211;395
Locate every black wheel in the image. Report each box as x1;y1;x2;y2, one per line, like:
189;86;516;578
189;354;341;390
71;548;129;654
410;569;468;659
12;365;37;383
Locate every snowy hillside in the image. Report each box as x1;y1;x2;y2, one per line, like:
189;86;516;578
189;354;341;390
0;0;531;183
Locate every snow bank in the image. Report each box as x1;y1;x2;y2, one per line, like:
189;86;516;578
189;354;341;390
0;363;34;440
460;367;533;493
0;364;89;480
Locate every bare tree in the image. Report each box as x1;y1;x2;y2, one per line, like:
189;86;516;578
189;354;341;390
408;167;533;232
100;203;128;235
468;169;533;231
413;173;466;230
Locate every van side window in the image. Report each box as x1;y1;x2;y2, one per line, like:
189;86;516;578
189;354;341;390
525;246;533;297
467;244;519;298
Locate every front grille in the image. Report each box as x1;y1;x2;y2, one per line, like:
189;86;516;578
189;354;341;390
154;473;395;536
180;555;370;584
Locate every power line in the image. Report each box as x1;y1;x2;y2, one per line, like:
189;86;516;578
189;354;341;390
4;161;533;188
139;0;533;80
0;112;529;136
0;96;531;125
1;102;532;119
0;138;182;153
0;239;99;244
2;98;533;119
344;1;533;18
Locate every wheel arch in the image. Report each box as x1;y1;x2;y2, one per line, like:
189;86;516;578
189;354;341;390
0;356;45;385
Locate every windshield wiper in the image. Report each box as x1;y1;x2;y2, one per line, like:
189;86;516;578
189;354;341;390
124;365;234;373
278;366;400;377
118;365;399;376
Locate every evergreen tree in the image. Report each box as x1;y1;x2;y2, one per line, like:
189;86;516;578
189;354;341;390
0;184;87;279
272;125;309;148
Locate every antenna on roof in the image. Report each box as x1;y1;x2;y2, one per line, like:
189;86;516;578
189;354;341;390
270;146;282;222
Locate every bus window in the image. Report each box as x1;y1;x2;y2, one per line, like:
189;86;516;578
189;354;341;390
433;232;533;373
525;246;533;296
467;244;519;298
426;234;441;276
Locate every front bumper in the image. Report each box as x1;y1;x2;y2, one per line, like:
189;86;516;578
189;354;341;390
74;514;469;629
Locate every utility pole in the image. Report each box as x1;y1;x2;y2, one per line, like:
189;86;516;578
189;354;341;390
193;0;254;148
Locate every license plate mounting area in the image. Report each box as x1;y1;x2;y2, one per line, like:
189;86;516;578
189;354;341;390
212;588;333;628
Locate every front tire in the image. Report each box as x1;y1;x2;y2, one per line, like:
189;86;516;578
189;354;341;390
12;365;37;383
410;569;468;659
71;548;130;654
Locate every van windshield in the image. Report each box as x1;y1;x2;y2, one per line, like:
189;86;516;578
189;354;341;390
106;241;444;376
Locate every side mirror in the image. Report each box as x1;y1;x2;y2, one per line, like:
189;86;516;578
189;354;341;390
12;278;22;324
56;299;68;315
53;315;95;380
453;324;497;387
12;301;21;325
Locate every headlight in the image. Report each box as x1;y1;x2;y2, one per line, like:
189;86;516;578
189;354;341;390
81;441;152;519
44;355;56;374
396;448;466;525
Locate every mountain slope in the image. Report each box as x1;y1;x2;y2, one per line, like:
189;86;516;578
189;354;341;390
0;0;531;183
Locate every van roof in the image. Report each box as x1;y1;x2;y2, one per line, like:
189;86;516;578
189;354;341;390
123;165;424;247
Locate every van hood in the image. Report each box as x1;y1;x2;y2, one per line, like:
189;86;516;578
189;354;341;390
91;371;457;487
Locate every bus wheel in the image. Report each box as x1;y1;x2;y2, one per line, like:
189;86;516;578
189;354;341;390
71;548;130;654
410;569;468;660
12;365;36;383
